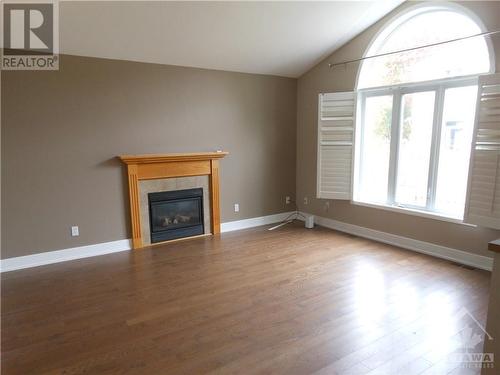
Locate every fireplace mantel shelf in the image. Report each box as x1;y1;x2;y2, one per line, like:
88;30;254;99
119;152;228;165
119;151;228;249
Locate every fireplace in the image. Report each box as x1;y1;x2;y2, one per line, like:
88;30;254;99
120;152;227;249
148;188;204;243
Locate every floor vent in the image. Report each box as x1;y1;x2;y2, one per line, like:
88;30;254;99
456;263;477;271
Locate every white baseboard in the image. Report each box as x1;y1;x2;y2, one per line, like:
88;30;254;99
300;212;494;271
220;211;295;233
5;211;488;273
0;212;295;273
0;239;133;273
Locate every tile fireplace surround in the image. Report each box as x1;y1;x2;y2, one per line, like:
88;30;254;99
139;176;211;246
119;152;228;249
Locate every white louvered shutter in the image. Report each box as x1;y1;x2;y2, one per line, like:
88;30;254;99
465;73;500;229
317;92;356;200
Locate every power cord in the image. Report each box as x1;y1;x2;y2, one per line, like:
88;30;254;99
268;198;306;231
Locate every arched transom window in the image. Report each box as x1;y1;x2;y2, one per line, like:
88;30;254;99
354;5;493;221
358;6;491;89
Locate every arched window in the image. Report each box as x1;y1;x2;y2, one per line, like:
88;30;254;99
354;5;494;221
357;6;492;89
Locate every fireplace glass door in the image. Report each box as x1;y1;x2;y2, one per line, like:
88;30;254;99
148;188;204;243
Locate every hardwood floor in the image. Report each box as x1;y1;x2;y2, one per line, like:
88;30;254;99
1;222;491;375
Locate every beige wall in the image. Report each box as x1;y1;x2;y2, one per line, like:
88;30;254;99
296;1;500;257
1;55;296;258
3;1;499;260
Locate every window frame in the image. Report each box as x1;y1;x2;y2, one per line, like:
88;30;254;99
347;3;495;225
355;3;496;91
353;75;479;222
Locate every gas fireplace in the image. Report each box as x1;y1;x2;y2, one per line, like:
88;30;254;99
148;188;204;243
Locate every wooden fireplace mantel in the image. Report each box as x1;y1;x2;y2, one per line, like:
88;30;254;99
119;152;228;249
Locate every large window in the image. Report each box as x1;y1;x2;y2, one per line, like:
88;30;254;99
354;5;492;220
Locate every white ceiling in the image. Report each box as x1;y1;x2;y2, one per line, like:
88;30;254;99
60;1;404;78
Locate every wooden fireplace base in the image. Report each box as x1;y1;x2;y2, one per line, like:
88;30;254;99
119;152;228;249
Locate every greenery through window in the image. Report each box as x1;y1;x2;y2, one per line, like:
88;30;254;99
354;6;491;220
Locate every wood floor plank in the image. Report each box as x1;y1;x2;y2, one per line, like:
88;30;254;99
1;222;490;374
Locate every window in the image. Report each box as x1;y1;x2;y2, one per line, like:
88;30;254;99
357;7;491;89
354;5;492;220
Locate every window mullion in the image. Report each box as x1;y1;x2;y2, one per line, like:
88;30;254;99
427;86;445;211
355;93;367;202
387;89;401;205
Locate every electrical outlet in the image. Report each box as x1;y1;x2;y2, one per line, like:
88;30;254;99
285;196;291;205
304;196;309;205
71;226;79;237
324;201;330;212
234;203;240;212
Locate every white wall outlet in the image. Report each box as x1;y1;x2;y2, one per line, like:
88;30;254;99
304;196;309;205
285;196;291;205
234;203;240;212
324;201;330;212
71;226;79;237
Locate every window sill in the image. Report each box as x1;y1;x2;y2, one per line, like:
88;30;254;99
350;200;477;227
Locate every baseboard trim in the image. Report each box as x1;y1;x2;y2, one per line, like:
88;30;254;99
5;211;485;273
0;239;133;273
220;211;295;233
1;212;295;273
300;212;493;271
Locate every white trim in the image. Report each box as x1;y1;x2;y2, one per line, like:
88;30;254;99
356;79;479;221
1;212;296;272
3;211;489;273
316;93;323;200
220;211;295;233
358;75;480;94
0;239;132;273
350;200;475;227
355;2;495;90
299;212;493;271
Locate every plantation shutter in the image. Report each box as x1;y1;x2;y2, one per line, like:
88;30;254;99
465;73;500;229
317;91;356;200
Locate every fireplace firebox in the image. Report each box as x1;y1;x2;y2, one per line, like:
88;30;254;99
148;188;204;243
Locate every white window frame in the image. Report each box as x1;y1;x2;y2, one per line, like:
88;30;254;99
353;75;480;223
356;2;496;91
342;3;495;225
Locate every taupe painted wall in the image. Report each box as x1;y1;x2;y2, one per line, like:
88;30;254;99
3;1;499;261
1;55;296;258
296;1;500;258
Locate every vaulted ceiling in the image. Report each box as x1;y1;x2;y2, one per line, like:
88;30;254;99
59;1;405;77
